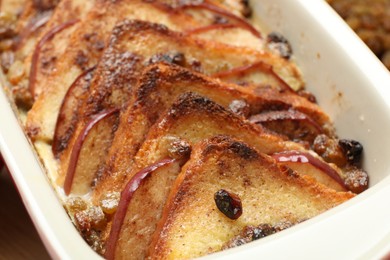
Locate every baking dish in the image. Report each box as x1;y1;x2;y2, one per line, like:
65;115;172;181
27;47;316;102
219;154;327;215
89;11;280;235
1;0;390;259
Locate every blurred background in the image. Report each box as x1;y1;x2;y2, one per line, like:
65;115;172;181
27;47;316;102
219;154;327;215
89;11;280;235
0;156;50;259
327;0;390;70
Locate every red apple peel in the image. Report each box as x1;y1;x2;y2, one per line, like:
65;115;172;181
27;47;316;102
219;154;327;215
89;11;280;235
63;108;119;195
29;19;79;98
272;151;347;190
52;66;96;157
212;60;295;93
180;1;261;39
104;158;177;260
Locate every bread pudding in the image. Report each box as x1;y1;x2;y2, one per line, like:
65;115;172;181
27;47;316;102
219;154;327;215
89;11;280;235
1;0;369;259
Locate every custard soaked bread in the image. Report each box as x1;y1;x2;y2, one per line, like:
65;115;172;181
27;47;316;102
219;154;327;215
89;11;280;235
86;93;350;252
56;20;305;196
26;0;271;142
91;93;349;259
3;0;370;258
148;136;354;259
42;17;300;147
103;136;353;259
8;0;94;106
91;92;304;202
86;64;332;199
117;93;348;196
25;1;199;142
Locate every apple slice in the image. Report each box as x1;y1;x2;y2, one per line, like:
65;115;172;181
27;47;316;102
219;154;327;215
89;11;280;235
183;23;263;51
249;110;322;143
52;66;96;158
29;19;79;98
272;151;347;192
105;158;179;260
185;23;239;35
64;108;119;195
211;60;295;93
179;2;262;38
148;136;354;259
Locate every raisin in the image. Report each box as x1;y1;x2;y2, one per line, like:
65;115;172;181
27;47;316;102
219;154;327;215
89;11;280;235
297;89;317;103
266;32;292;59
99;192;120;215
241;0;252;18
148;51;186;67
222;222;295;249
344;165;369;194
168;138;192;162
213;15;229;24
252;224;276;240
229;99;250;117
313;134;347;167
214;189;242;220
338;139;363;164
67;197;87;213
74;206;106;233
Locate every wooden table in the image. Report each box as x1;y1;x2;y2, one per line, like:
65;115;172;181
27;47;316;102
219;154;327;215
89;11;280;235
0;168;50;259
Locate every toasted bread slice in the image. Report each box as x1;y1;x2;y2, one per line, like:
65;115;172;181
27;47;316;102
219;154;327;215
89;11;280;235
55;19;306;195
85;63;328;196
65;18;302;154
158;0;251;18
25;0;95;100
184;24;262;51
79;19;299;119
92;92;304;202
12;1;54;54
25;0;206;142
104;158;183;260
26;14;302;142
148;136;354;259
1;0;26;16
10;0;94;104
133;93;342;189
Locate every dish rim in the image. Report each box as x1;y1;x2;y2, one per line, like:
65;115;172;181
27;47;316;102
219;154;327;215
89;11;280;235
1;0;390;259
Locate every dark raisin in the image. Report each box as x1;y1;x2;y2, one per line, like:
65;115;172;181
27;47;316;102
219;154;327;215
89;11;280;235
241;0;252;18
338;139;363;164
266;32;292;59
148;52;186;67
297;89;317;103
252;224;276;240
222;222;292;249
214;15;229;24
214;189;242;220
75;50;89;70
190;59;202;72
171;52;186;66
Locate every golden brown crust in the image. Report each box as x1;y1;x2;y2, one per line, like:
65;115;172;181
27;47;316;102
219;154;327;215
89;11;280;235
6;1;364;257
91;64;308;203
55;17;305;202
10;0;94;105
148;136;354;259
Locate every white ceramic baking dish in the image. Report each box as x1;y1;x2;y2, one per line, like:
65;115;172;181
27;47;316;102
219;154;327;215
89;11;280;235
1;0;390;259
